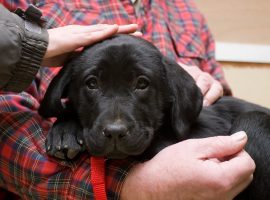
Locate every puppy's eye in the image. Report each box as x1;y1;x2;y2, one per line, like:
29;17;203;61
85;76;99;89
135;76;149;90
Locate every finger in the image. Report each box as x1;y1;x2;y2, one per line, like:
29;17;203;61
178;62;192;70
117;24;139;34
81;24;138;34
221;150;255;176
130;31;143;37
203;80;223;106
79;24;141;37
196;131;248;159
196;72;212;96
77;25;119;46
71;24;117;33
220;150;255;192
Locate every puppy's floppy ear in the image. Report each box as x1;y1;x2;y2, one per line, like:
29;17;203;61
163;57;203;139
38;63;73;118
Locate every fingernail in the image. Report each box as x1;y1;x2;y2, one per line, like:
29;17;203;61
231;131;247;141
203;100;209;107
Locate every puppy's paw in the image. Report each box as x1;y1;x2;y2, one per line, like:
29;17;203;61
45;119;84;160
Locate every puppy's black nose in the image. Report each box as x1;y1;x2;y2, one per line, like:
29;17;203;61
103;122;128;140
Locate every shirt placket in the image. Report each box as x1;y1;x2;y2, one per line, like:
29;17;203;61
121;0;150;34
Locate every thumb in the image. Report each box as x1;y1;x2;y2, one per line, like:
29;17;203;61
196;131;248;159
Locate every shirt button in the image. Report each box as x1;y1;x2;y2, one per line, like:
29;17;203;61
130;0;138;4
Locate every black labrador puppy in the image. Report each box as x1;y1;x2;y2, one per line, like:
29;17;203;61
39;34;270;200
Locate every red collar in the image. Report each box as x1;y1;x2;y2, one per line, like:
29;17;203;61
91;157;107;200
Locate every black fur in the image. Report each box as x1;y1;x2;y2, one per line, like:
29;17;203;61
39;34;270;199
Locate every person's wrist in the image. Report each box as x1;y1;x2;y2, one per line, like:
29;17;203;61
121;162;157;200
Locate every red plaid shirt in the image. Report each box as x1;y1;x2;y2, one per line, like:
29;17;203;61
0;0;231;199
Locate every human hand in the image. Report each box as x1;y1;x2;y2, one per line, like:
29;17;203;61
179;63;224;106
42;24;141;66
121;131;255;200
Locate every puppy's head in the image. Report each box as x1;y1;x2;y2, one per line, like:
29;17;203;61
39;35;202;158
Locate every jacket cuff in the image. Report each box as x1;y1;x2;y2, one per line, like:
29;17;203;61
4;6;48;92
5;26;48;92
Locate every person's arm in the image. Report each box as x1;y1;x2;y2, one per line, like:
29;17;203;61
0;4;140;93
121;132;255;200
0;4;48;92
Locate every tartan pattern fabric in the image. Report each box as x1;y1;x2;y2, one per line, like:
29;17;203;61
0;0;231;199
